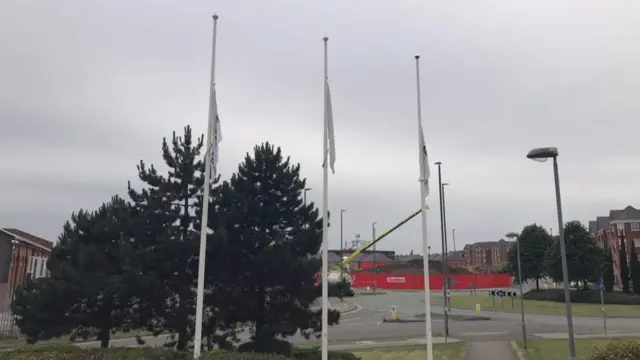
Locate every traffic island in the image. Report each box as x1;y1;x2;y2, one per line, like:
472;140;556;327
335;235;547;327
383;313;490;323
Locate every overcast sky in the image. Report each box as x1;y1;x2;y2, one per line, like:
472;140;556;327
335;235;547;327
1;1;639;255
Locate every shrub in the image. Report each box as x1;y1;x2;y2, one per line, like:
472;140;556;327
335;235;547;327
238;339;293;357
2;346;188;359
589;340;640;360
201;351;289;359
523;289;640;305
328;279;355;298
292;347;360;359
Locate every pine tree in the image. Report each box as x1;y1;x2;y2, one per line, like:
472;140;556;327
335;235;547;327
629;244;640;295
13;196;135;348
216;142;339;354
620;232;630;293
128;126;218;350
602;245;615;293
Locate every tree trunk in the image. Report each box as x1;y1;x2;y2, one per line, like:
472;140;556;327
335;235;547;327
535;277;540;290
176;289;189;351
99;325;110;348
255;284;266;346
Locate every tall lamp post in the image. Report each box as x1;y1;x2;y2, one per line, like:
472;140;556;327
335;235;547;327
527;146;575;360
506;231;527;350
372;221;377;292
434;161;449;337
340;209;346;280
441;182;450;311
303;187;312;205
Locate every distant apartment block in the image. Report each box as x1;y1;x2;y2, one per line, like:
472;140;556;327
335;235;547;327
589;205;640;284
463;240;512;272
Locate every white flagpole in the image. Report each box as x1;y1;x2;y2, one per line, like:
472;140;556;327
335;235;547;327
415;54;434;360
321;36;330;360
194;14;219;359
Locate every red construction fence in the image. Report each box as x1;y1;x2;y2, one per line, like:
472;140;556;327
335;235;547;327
350;273;512;290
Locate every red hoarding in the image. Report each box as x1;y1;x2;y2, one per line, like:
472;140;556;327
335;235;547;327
349;273;512;290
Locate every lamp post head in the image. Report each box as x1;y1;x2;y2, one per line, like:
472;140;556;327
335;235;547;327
442;182;450;187
505;232;519;240
526;147;558;162
304;187;312;191
435;161;442;165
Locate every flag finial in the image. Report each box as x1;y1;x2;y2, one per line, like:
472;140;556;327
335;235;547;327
213;14;219;20
415;54;420;59
323;36;329;42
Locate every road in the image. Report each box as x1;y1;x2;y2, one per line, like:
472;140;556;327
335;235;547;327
80;291;640;349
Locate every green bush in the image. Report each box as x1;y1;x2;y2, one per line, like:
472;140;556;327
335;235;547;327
589;340;640;360
1;345;360;360
328;279;355;298
2;346;188;359
201;351;288;359
523;289;640;305
292;347;360;359
238;339;293;357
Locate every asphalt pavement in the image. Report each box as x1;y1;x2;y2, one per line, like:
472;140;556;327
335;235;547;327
78;291;640;350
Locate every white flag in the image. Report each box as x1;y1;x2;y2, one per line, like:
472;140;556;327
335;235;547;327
418;120;430;196
324;81;336;174
209;84;222;179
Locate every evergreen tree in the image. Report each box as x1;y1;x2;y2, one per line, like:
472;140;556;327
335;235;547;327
629;244;640;295
506;224;553;290
620;232;630;293
602;245;615;293
13;196;135;348
11;277;71;344
215;142;339;353
128;126;218;350
546;221;603;290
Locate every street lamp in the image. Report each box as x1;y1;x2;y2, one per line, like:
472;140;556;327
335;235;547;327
434;161;449;337
372;221;377;292
526;146;575;360
506;231;527;350
340;209;347;280
441;182;451;312
303;188;312;205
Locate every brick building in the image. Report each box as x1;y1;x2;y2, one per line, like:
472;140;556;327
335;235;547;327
589;206;640;284
0;228;53;307
463;240;513;272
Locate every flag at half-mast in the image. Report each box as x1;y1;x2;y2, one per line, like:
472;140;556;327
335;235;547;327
209;83;222;178
323;80;336;173
418;120;430;196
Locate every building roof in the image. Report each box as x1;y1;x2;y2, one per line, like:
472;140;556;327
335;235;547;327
1;228;53;251
596;216;610;230
356;252;393;262
465;240;512;249
588;221;597;232
609;206;640;221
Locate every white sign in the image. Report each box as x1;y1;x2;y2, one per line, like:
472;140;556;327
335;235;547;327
387;276;406;283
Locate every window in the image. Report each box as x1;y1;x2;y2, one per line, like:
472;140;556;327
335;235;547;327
618;224;626;232
632;223;640;231
634;239;640;248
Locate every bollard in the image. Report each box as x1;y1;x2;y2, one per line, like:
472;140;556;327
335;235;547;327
391;305;398;320
475;303;481;315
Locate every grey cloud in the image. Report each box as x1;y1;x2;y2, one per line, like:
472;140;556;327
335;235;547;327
1;0;639;252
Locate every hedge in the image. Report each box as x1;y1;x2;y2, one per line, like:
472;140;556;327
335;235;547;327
523;289;640;305
2;345;360;359
589;340;640;360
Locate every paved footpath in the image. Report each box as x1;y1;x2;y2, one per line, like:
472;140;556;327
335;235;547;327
466;342;517;360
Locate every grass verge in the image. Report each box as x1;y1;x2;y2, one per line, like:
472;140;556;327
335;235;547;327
441;295;640;317
351;342;466;360
514;338;640;360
